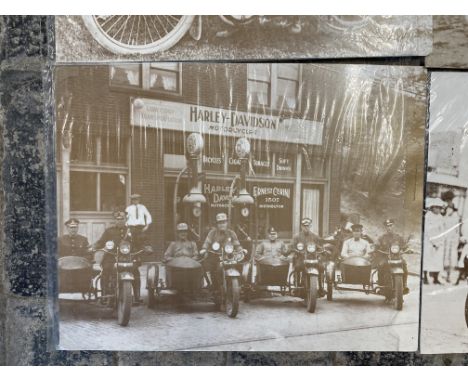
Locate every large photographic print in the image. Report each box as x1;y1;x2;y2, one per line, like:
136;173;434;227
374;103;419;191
420;72;468;354
55;63;426;351
55;16;432;62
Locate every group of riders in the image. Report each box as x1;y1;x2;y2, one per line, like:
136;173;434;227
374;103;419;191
59;194;411;304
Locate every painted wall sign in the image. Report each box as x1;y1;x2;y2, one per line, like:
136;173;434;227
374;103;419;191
131;98;323;145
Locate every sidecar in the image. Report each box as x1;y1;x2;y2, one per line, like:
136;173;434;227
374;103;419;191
166;256;204;291
340;256;372;285
58;256;98;299
256;257;290;287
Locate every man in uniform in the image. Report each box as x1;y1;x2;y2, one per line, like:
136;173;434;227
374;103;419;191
93;211;143;304
164;223;199;261
341;224;373;258
200;213;245;289
256;227;288;261
376;218;410;295
58;218;90;259
289;218;325;297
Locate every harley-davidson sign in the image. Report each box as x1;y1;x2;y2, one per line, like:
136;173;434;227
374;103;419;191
131;98;323;145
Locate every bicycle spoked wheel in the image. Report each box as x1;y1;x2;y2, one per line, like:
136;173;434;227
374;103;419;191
82;15;195;54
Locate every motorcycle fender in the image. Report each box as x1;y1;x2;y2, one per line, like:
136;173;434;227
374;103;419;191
305;267;319;276
119;272;134;282
225;268;241;278
390;267;404;275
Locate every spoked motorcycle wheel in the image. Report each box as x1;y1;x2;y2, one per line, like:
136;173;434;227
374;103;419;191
82;15;195;54
225;277;240;318
117;280;132;326
393;275;404;311
306;275;318;313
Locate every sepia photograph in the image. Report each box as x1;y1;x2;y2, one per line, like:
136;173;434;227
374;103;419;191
54;16;432;62
54;62;426;351
420;72;468;354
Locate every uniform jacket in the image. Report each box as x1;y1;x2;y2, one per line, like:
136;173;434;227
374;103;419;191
58;234;89;258
377;232;407;253
202;228;242;252
94;226;130;249
290;230;322;252
341;237;373;258
255;240;288;261
164;240;199;261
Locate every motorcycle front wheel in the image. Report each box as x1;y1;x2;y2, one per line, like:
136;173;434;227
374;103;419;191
117;280;132;326
225;277;240;318
393;275;404;311
82;16;195;54
306;274;318;313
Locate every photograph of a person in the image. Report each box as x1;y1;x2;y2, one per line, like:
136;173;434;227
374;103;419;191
55;15;432;62
55;62;426;351
420;71;468;354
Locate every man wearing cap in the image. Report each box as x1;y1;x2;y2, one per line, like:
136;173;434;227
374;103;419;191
125;194;152;250
423;198;446;285
200;213;244;289
290;218;326;297
58;218;90;259
255;227;288;261
164;223;199;262
341;224;373;259
93;211;143;304
376;218;410;294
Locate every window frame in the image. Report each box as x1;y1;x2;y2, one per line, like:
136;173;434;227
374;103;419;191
109;63;183;96
247;63;302;112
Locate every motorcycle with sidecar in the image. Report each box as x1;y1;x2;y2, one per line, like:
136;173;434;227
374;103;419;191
58;239;145;326
244;241;328;313
324;243;410;310
146;240;245;318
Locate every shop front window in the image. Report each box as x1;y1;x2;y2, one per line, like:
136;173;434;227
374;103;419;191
110;63;181;94
70;172;97;211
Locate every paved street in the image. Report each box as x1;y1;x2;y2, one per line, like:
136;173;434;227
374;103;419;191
420;280;468;354
59;266;420;351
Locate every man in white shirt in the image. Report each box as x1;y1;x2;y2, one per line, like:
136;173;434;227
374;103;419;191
341;224;373;258
125;194;152;250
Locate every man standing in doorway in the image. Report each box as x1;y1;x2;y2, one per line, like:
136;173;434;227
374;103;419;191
125;193;152;250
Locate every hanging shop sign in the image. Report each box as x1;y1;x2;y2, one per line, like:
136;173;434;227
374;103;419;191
131;98;323;145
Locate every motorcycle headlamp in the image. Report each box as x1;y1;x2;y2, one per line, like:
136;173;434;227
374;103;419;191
212;242;221;251
390;244;400;254
120;241;131;255
105;241;115;250
225;243;234;255
235;252;245;262
296;242;304;251
307;244;316;253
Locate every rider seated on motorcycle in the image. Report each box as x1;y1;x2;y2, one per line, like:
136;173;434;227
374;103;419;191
58;218;90;260
289;217;326;297
93;211;144;305
376;218;410;296
199;213;244;288
256;227;288;262
164;222;199;262
340;224;373;259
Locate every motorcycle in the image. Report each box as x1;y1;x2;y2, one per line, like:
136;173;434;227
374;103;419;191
94;239;144;326
325;242;410;311
289;242;327;313
82;16;372;55
204;240;245;318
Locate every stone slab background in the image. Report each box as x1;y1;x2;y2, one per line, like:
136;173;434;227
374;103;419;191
0;15;468;365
